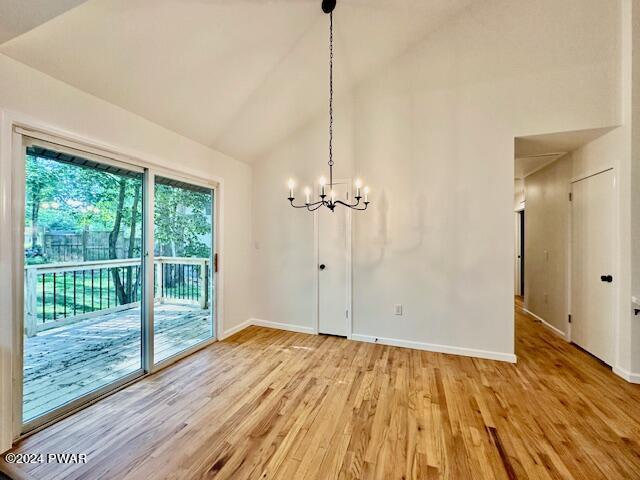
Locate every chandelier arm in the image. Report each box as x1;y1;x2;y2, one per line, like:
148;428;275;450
307;201;327;212
332;199;355;208
289;198;323;209
333;197;369;210
334;195;361;207
347;202;370;211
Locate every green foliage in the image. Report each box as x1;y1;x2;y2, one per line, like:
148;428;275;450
25;154;212;264
26;156;141;233
154;184;212;258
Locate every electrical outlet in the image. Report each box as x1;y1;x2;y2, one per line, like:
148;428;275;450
394;304;403;315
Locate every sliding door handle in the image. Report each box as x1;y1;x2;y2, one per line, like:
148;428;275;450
600;275;613;283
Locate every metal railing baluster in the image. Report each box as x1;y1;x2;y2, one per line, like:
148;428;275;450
53;273;57;320
83;270;86;313
41;274;45;322
195;265;199;301
73;271;77;316
63;272;67;318
91;269;95;311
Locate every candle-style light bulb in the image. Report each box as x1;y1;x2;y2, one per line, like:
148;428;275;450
363;186;370;203
288;179;296;199
319;176;327;197
304;187;311;204
330;189;336;203
355;178;363;198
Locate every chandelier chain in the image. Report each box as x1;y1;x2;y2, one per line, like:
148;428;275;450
328;12;334;188
286;1;370;213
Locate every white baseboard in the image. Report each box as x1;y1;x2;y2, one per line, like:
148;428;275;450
220;319;252;340
229;318;516;363
522;308;568;340
350;334;517;363
613;366;640;384
251;318;316;335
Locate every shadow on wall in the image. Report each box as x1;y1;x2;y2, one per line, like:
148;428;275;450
396;190;428;255
368;190;388;265
361;189;434;266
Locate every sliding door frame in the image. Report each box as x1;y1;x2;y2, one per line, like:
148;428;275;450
143;170;155;372
5;115;223;443
15;135;147;435
150;175;218;372
10;130;25;439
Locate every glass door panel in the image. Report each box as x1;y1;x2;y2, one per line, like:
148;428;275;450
22;142;145;425
153;176;214;364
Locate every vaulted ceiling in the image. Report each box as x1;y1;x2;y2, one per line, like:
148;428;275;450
0;0;475;163
0;0;89;44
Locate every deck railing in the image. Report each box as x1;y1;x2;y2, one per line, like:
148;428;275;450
24;256;209;336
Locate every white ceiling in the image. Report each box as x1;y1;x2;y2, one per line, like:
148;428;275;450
514;153;566;180
515;127;615;158
0;0;89;44
514;126;616;179
0;0;476;163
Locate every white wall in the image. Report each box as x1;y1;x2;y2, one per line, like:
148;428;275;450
0;53;252;450
251;0;623;360
626;0;640;379
524;155;572;335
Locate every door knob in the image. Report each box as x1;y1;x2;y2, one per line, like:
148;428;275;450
319;264;326;270
600;275;613;283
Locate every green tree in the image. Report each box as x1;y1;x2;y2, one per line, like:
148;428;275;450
154;184;211;258
25;155;65;248
25;153;211;308
26;153;143;304
109;177;142;304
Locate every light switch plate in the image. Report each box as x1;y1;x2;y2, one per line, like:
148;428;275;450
394;304;403;315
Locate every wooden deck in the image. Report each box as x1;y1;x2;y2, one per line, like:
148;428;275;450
24;303;212;421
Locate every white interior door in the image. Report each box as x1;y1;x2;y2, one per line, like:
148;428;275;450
570;169;615;365
318;182;350;336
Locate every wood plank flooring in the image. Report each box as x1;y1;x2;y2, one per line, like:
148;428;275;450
2;301;640;479
23;303;211;421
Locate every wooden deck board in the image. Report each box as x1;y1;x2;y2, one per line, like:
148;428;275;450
23;303;212;421
2;300;640;479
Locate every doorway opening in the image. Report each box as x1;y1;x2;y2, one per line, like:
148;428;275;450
513;127;618;367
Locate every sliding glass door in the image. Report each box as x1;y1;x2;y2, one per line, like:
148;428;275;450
22;140;145;426
19;135;217;431
153;176;215;364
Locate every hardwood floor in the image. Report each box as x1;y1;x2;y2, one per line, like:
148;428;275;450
2;303;640;479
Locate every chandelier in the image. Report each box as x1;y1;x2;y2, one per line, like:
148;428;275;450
287;0;370;212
